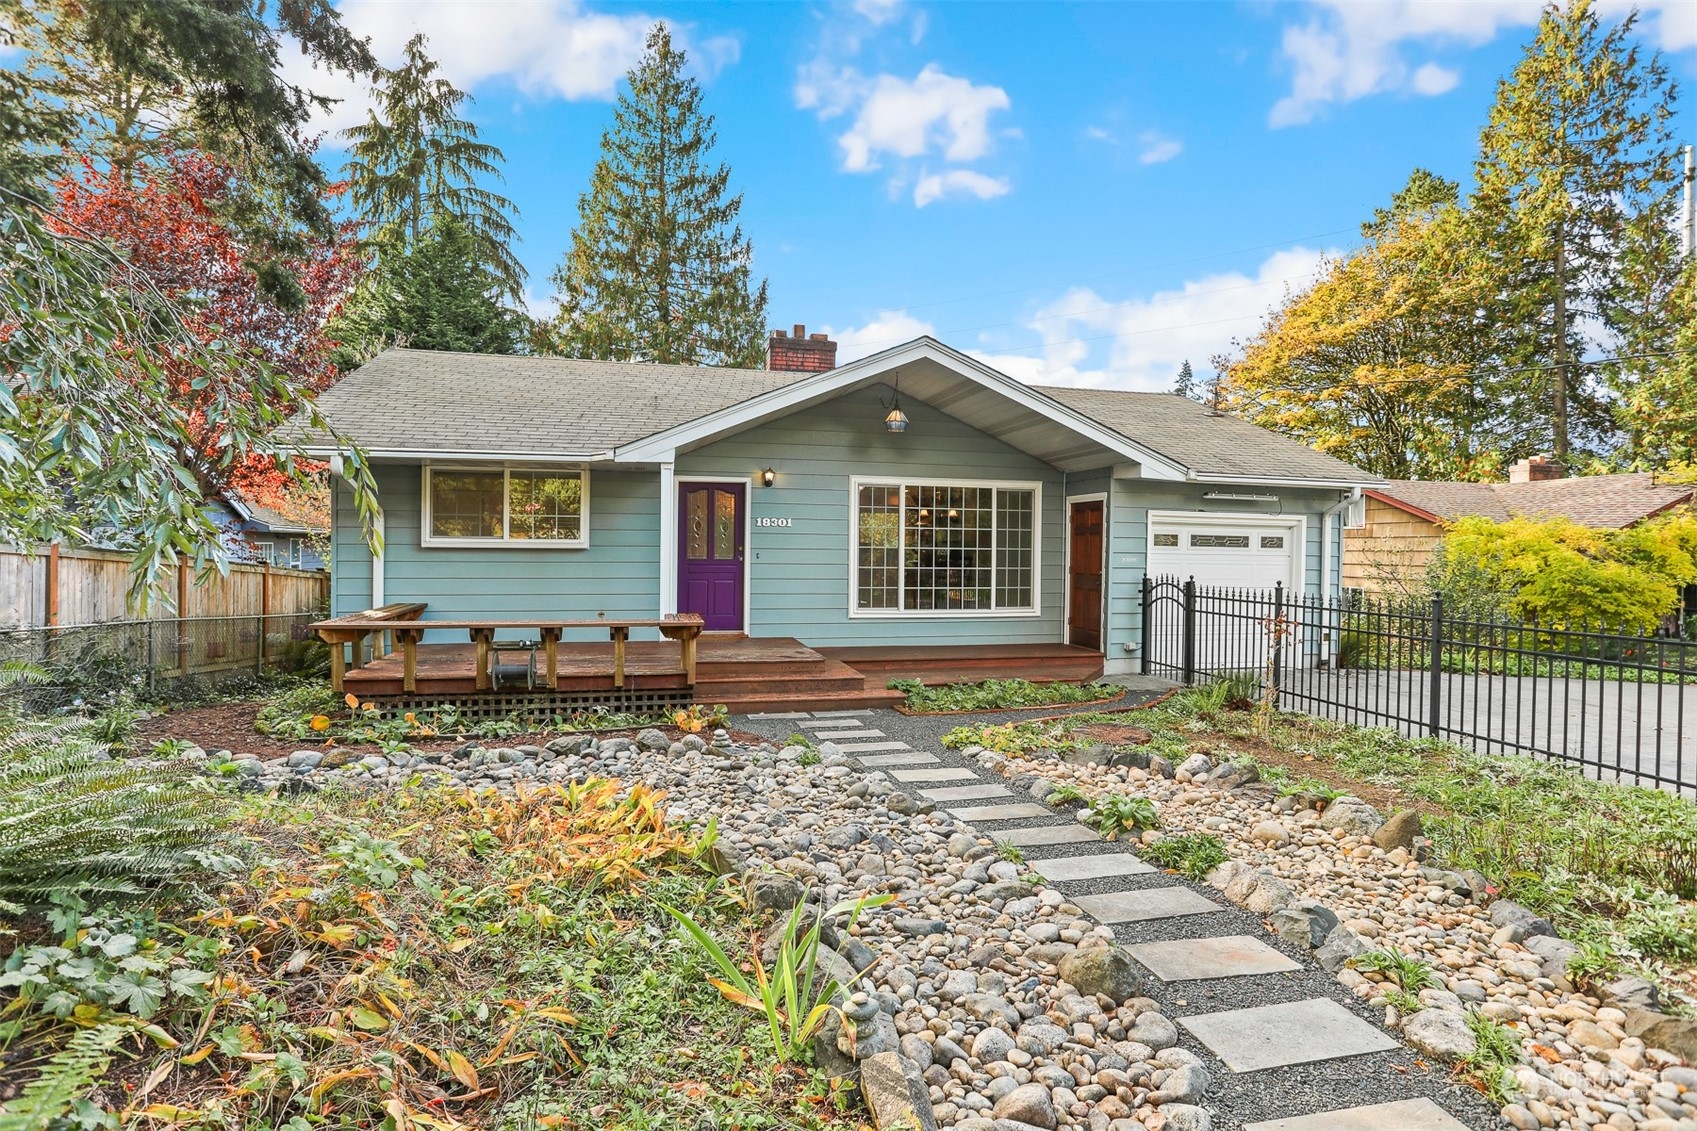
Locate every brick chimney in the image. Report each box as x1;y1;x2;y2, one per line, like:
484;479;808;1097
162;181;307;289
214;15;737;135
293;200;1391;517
1508;455;1565;483
766;324;837;372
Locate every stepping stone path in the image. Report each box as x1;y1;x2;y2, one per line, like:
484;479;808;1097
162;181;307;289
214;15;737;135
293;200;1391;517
738;707;1494;1129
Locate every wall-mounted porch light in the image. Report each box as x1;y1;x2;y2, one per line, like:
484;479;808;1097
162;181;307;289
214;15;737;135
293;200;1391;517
761;466;776;487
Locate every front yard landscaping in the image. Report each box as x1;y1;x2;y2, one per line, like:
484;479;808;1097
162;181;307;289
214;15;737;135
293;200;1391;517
939;684;1697;1127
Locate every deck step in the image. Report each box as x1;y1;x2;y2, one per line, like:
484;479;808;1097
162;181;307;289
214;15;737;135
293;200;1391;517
711;686;906;714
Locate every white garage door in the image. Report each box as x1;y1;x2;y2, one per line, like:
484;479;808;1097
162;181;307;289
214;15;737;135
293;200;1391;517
1148;517;1299;674
1148;519;1298;592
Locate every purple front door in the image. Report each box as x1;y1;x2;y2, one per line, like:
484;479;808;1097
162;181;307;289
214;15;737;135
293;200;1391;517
678;482;745;632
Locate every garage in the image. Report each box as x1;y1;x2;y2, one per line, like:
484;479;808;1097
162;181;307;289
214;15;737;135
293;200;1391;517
1146;514;1303;673
1147;515;1301;592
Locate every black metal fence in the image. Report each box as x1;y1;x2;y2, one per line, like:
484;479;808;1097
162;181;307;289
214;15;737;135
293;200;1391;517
0;613;325;708
1140;576;1697;797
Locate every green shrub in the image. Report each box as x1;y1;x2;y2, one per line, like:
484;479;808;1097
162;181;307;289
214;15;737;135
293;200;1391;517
1349;949;1435;991
253;681;344;737
891;677;1116;713
1140;833;1228;880
1087;794;1159;840
0;720;241;914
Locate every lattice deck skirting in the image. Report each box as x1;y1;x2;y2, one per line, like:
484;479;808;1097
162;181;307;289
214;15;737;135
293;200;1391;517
368;687;695;722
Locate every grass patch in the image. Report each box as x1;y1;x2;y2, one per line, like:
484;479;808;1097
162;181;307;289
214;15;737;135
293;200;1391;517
1140;833;1229;880
891;678;1116;713
0;782;848;1130
1457;1010;1522;1105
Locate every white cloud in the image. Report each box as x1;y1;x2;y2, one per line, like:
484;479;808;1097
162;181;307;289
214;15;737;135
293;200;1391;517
1269;0;1540;127
282;3;734;134
1137;129;1182;165
824;249;1333;390
828;310;938;363
795;6;1009;206
809;64;1011;173
1270;0;1697;128
974;248;1332;391
913;168;1010;207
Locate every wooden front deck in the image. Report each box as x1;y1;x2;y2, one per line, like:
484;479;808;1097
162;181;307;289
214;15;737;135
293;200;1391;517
336;633;1104;714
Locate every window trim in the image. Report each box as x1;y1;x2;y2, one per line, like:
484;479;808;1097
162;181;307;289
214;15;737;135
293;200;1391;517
421;462;591;549
848;475;1043;619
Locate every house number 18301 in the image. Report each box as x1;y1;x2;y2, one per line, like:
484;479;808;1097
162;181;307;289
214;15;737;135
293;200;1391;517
755;517;793;528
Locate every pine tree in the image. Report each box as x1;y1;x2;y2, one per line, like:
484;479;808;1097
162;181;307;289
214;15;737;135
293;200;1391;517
332;216;527;362
548;23;768;368
1173;360;1197;399
1467;0;1680;462
343;34;525;301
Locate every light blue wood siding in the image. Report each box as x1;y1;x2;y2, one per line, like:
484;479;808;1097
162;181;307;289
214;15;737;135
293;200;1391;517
1105;480;1350;666
678;384;1066;646
325;382;1352;657
332;464;660;640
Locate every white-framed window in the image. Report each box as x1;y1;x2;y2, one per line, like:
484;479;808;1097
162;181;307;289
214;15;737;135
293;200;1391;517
851;477;1040;617
422;464;589;548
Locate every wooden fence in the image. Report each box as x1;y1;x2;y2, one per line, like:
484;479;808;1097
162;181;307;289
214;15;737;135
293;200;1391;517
0;544;327;629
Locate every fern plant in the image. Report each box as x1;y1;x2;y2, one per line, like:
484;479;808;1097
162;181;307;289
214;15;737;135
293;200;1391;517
0;1023;126;1131
0;719;240;914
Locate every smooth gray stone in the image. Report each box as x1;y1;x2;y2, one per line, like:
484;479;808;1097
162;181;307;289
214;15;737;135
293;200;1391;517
1127;935;1301;981
1244;1098;1472;1130
1180;998;1399;1073
1074;887;1223;923
1032;854;1157;883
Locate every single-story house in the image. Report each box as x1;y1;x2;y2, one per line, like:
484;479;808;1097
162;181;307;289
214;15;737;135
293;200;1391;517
300;330;1377;708
213;493;327;571
1343;456;1696;595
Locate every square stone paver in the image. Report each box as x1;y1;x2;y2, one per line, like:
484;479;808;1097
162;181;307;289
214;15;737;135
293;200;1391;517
858;753;940;767
813;729;884;740
890;767;977;783
1127;935;1301;981
1180;997;1400;1073
919;783;1011;802
997;825;1101;847
813;709;872;717
1032;853;1157;883
747;711;811;719
1074;887;1222;923
832;741;911;753
1245;1099;1472;1131
798;718;867;729
948;802;1054;822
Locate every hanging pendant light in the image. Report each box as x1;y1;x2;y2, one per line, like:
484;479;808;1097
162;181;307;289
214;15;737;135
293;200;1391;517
881;380;909;433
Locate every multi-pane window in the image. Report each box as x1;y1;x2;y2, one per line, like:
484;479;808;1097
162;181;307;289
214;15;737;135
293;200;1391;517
854;480;1038;614
425;466;588;546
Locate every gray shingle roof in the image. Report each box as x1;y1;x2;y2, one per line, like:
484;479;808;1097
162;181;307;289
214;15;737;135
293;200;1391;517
1376;474;1695;528
301;348;801;458
300;347;1376;484
1034;386;1378;483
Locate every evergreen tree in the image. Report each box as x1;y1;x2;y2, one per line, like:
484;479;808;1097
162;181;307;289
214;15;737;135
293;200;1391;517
1467;0;1680;462
343;34;524;301
548;23;768;368
332;216;527;362
1173;360;1197;399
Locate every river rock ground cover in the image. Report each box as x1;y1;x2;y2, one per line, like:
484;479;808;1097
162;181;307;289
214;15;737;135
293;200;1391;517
923;685;1697;1131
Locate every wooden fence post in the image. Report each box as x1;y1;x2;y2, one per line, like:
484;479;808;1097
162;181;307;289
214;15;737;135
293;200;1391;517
45;542;60;629
259;563;271;673
177;559;190;679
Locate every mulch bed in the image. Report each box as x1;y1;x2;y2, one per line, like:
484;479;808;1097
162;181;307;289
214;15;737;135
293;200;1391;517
133;701;769;760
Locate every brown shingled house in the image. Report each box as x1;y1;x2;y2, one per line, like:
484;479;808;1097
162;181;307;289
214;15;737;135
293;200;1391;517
1342;456;1696;594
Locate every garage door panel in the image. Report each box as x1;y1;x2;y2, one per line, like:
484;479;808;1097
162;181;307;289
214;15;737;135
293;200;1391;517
1148;518;1299;674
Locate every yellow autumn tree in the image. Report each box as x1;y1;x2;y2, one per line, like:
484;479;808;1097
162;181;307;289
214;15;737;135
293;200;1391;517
1216;171;1512;480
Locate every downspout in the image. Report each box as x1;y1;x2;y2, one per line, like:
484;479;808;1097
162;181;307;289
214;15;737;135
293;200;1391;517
330;454;384;609
1317;487;1361;664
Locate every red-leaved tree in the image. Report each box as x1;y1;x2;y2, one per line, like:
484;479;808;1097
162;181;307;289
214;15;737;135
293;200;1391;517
50;151;362;514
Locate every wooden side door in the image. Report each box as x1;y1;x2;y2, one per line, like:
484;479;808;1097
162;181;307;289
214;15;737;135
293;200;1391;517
1068;500;1105;651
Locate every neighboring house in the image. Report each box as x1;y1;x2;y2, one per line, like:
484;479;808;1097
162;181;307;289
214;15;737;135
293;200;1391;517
1343;456;1696;594
300;330;1377;676
211;493;327;571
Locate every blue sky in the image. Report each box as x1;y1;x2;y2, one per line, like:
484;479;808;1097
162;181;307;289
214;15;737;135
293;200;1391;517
289;1;1697;390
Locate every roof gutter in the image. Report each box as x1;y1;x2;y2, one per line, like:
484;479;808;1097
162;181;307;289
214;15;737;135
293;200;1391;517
1189;472;1383;491
303;445;618;464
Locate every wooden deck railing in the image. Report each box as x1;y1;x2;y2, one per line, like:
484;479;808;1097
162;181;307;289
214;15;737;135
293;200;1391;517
311;607;705;694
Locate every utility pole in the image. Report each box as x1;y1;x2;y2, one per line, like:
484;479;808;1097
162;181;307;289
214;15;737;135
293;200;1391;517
1683;145;1695;258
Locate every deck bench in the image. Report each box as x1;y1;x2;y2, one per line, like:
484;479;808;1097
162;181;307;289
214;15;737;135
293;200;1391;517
311;612;705;694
